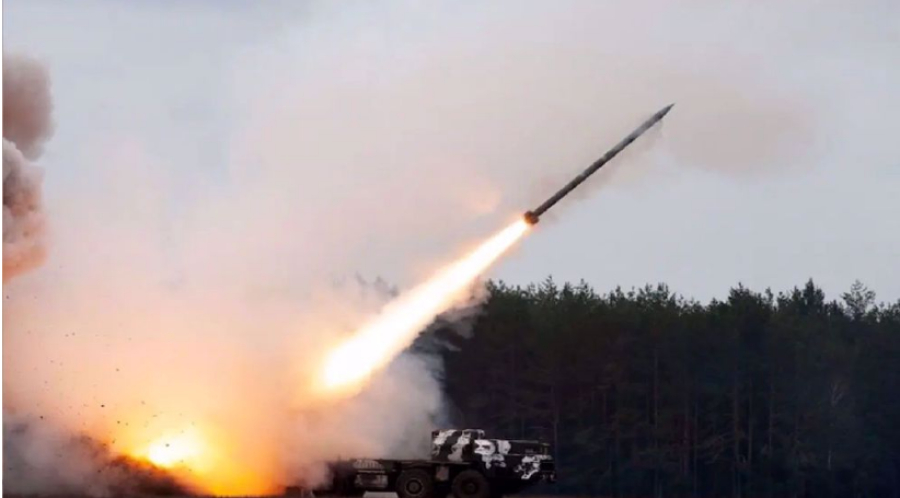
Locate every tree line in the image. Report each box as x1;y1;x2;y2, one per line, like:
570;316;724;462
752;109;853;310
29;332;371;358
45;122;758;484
423;279;900;498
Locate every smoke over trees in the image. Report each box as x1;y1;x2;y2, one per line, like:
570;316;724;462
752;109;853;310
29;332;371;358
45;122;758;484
3;53;53;281
433;278;900;498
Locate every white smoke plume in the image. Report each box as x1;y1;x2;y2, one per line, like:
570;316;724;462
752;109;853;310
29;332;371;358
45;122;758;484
3;53;53;281
285;352;449;487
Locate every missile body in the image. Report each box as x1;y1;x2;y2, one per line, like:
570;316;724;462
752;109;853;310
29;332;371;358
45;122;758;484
523;104;673;225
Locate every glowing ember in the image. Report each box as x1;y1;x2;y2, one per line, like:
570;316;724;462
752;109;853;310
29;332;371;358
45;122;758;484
317;219;530;396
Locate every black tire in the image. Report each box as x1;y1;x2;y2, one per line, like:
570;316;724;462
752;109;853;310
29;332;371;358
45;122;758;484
397;469;435;498
451;470;491;498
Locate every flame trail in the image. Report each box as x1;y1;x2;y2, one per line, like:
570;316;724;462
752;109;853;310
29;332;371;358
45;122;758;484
316;218;531;397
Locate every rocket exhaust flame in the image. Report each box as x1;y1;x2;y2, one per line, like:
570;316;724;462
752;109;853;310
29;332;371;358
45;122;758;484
317;105;672;399
317;219;531;397
316;106;673;399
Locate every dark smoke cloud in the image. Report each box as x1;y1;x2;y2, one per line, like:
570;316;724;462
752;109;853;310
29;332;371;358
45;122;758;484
3;53;53;281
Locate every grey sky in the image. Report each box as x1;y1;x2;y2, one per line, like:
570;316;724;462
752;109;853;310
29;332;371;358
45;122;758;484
4;0;899;303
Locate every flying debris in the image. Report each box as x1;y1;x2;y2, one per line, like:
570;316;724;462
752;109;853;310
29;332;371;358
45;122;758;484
523;104;674;225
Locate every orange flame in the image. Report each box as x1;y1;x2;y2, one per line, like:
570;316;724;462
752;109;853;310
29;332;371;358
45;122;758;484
118;423;278;496
316;218;530;398
143;429;204;468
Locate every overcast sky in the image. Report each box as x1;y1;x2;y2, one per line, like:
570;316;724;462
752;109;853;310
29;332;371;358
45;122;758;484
5;0;899;303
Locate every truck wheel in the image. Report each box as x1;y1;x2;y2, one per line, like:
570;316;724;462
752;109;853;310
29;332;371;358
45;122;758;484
397;469;434;498
451;470;490;498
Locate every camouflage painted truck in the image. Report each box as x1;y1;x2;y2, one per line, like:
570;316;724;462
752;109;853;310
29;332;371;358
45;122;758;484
289;429;556;498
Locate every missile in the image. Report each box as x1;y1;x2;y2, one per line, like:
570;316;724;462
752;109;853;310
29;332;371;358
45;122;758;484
523;103;674;225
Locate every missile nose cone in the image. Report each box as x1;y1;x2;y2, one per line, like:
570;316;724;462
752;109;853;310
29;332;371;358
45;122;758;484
659;103;675;117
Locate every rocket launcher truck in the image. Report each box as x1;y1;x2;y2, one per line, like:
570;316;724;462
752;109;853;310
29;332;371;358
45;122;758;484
287;429;556;498
285;104;676;498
